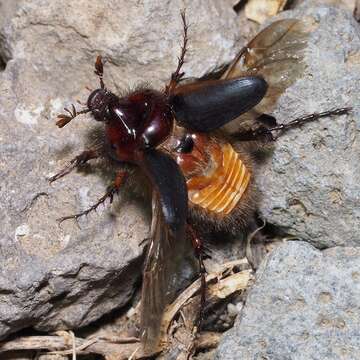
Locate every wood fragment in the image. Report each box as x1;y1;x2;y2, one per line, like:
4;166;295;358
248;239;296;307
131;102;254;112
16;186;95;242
160;263;253;360
207;270;252;299
162;259;251;334
195;331;221;351
0;335;144;360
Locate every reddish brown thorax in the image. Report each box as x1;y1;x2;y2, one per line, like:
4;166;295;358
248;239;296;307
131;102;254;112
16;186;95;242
87;88;173;162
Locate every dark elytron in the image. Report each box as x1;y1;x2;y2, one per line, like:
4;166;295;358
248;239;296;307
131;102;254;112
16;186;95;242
50;12;350;355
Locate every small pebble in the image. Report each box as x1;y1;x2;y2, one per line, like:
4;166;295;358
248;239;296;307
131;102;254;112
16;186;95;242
227;303;239;317
15;224;30;237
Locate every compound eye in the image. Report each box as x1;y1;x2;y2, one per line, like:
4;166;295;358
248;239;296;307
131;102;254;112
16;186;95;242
175;134;194;153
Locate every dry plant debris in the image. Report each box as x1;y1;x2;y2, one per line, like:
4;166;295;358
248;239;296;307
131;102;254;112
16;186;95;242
0;260;253;360
245;0;288;23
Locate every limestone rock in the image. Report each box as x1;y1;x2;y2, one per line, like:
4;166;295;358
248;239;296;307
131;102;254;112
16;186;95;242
255;4;360;247
216;241;360;360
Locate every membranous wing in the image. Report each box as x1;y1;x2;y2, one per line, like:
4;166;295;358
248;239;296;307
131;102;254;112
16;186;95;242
170;19;311;134
139;150;189;354
223;18;312;129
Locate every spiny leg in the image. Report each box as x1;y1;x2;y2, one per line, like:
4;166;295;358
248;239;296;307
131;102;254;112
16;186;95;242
269;107;352;133
166;9;189;95
94;55;105;89
57;170;128;224
234;107;352;142
48;149;99;183
187;224;207;332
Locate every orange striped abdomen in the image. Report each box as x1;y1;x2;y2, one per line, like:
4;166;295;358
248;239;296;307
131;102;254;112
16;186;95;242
172;133;251;217
186;142;251;217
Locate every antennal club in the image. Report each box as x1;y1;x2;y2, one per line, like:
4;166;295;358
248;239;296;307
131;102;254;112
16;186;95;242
56;104;91;128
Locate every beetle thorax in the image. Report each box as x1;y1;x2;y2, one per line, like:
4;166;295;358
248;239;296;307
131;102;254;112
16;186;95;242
100;89;173;162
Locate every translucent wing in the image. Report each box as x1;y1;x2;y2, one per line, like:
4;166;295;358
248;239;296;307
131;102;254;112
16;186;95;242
171;19;311;134
139;150;189;354
223;18;311;118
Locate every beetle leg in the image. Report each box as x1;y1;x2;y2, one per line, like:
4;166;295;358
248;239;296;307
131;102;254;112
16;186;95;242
166;10;188;94
94;55;105;89
48;149;99;183
187;224;207;331
234;107;352;142
266;107;352;136
233;124;276;142
57;170;128;224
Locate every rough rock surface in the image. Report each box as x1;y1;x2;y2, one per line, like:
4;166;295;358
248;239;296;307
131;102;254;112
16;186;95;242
255;3;360;248
216;241;360;360
0;0;240;339
1;2;360;360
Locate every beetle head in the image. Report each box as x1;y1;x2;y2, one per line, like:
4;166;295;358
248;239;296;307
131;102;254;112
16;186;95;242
87;88;117;121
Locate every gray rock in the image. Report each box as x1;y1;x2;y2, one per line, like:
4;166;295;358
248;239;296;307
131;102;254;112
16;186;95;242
0;1;20;31
255;4;360;248
216;241;360;360
0;0;239;339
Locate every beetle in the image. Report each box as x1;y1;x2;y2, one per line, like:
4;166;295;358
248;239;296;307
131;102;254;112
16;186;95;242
49;11;350;355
